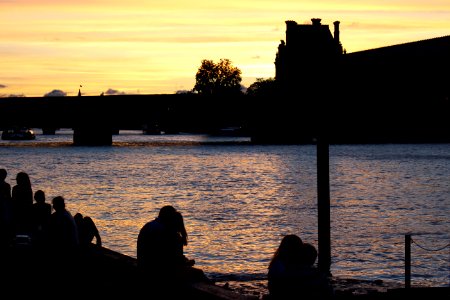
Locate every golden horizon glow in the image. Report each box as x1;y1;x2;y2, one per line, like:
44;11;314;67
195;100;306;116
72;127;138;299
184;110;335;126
1;1;449;97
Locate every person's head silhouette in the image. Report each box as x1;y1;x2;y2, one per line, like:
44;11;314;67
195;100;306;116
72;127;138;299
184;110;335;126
34;190;45;203
301;242;318;267
278;234;303;258
158;205;177;224
0;168;7;181
16;171;31;186
52;196;65;212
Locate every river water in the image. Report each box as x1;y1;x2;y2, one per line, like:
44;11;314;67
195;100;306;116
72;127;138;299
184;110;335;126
1;129;449;295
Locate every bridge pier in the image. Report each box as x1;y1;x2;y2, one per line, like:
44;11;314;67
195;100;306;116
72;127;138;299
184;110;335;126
73;126;113;146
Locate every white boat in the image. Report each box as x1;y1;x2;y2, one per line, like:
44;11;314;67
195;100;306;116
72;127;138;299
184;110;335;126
1;128;36;140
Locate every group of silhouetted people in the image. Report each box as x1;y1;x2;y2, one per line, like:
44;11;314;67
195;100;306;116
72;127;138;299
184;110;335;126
0;169;102;256
137;205;204;294
0;169;35;246
267;234;334;299
137;205;334;299
1;168;333;299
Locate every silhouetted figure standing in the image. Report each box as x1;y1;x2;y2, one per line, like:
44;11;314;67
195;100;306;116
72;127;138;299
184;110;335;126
268;235;334;299
0;168;13;248
74;212;102;247
30;190;51;249
12;171;33;235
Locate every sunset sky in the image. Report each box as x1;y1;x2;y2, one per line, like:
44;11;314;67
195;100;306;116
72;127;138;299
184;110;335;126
1;0;449;97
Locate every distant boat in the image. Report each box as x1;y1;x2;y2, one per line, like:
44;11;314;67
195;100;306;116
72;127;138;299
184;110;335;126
211;126;248;137
142;122;162;135
1;128;36;140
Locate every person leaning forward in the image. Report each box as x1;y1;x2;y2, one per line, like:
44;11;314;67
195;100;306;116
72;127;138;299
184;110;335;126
137;205;208;288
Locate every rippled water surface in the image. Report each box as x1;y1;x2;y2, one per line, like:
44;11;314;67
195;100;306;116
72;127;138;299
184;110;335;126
1;130;449;294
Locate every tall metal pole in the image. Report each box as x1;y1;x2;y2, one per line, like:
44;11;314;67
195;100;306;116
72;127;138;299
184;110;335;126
317;136;331;275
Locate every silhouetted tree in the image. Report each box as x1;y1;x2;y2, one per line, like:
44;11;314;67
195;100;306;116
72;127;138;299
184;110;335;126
246;78;278;97
193;59;242;95
44;89;67;97
175;90;194;94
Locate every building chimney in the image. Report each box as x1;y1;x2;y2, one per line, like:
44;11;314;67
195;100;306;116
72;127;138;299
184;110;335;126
285;20;297;46
333;21;340;44
311;18;322;26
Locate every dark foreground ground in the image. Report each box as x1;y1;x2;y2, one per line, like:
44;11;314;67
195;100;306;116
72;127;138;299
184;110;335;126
2;242;448;300
224;276;449;300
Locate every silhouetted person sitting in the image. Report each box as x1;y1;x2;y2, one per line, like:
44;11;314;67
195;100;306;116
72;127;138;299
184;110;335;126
137;205;207;292
46;196;79;288
267;235;334;300
30;190;51;249
0;168;13;248
138;206;188;271
171;210;195;266
12;171;33;235
294;242;334;298
48;196;79;253
74;212;102;247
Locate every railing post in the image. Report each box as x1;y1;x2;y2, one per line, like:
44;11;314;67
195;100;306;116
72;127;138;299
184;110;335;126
405;234;411;288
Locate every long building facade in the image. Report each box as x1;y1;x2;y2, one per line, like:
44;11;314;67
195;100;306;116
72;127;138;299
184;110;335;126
275;18;449;104
264;18;450;144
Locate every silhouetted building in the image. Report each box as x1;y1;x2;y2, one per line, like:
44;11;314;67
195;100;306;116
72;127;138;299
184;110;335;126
275;17;449;104
275;18;343;95
264;18;450;144
342;35;450;104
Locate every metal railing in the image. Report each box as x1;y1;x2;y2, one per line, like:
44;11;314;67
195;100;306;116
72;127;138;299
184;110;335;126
404;234;450;288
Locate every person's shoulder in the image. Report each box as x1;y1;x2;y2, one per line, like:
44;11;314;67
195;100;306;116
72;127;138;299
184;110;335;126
84;216;97;227
302;268;322;280
299;267;332;287
63;210;75;219
269;258;283;269
1;181;11;188
268;259;287;276
142;219;165;233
